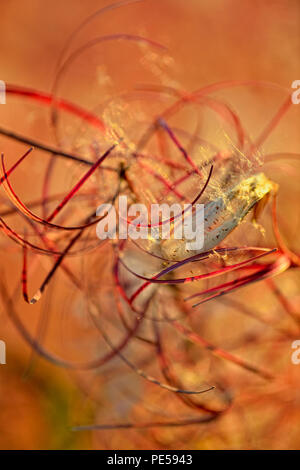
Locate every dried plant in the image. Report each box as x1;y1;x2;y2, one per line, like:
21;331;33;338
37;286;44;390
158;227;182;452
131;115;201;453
0;0;299;450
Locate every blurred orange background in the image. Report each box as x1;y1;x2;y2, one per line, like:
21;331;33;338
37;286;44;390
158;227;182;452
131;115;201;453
0;0;299;450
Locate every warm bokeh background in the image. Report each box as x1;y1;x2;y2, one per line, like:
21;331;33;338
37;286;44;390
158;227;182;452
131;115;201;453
0;0;299;449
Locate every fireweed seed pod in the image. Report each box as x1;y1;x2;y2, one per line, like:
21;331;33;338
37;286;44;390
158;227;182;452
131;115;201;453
151;173;276;261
